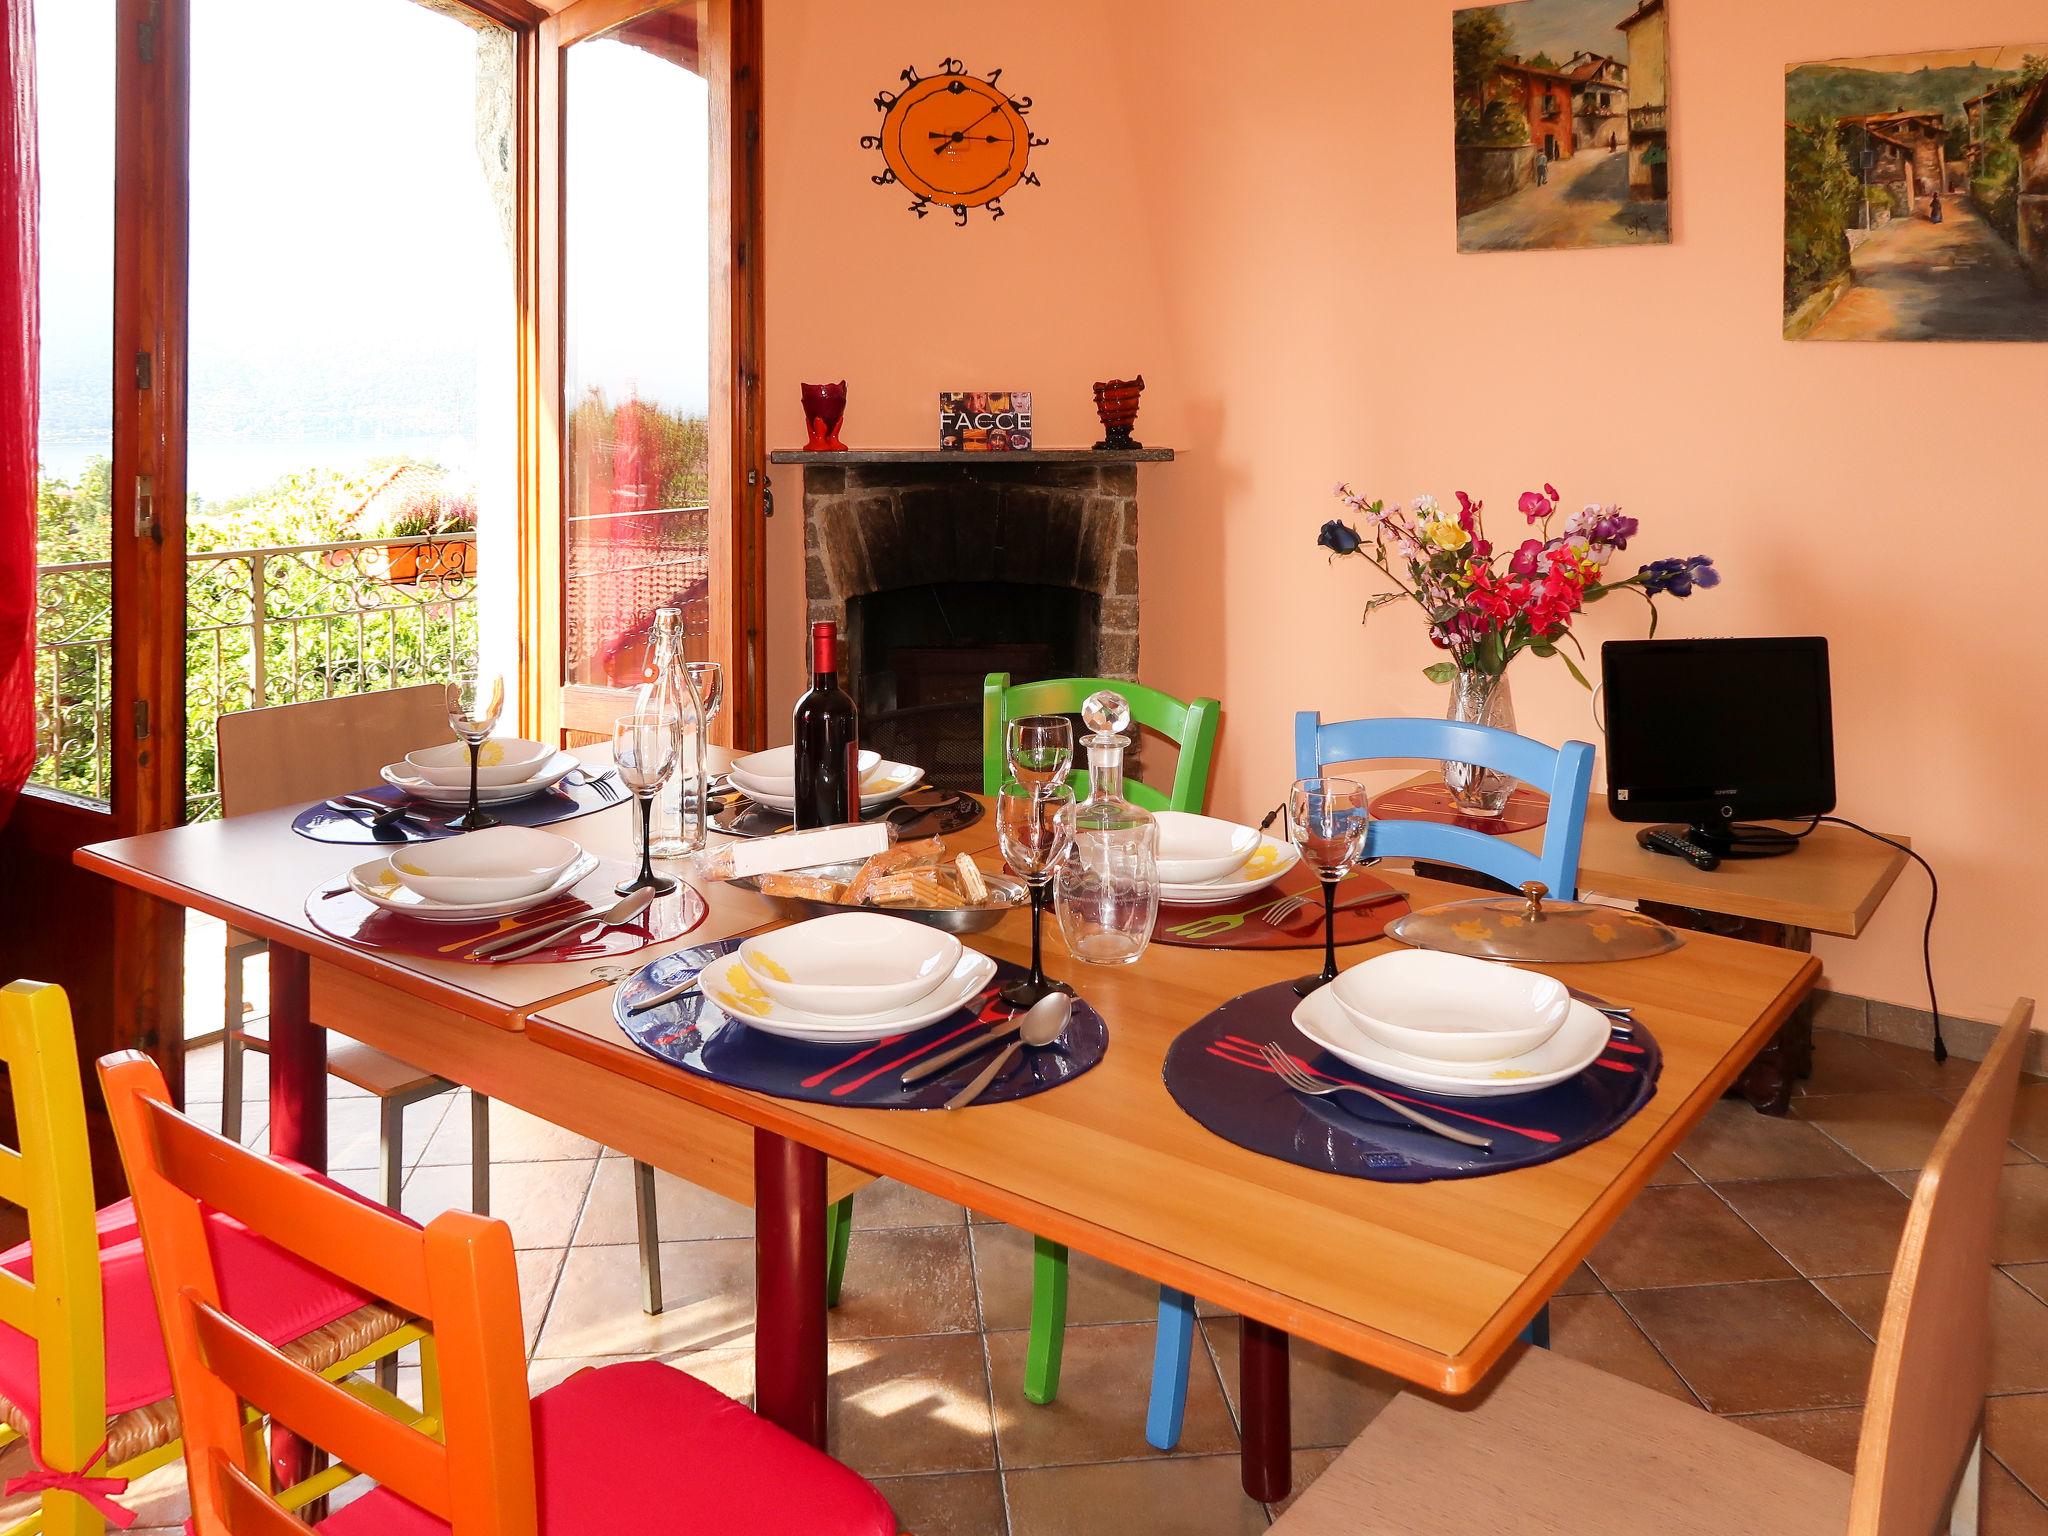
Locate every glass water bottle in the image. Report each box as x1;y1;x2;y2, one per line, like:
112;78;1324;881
1054;690;1161;965
641;606;706;859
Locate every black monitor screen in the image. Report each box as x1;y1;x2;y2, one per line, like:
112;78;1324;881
1602;638;1835;824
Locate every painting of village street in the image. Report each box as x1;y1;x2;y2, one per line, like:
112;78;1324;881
1785;44;2048;341
1453;0;1672;253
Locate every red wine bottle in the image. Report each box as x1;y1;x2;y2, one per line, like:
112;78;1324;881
792;621;860;828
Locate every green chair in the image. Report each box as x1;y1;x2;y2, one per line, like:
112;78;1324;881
981;672;1222;1407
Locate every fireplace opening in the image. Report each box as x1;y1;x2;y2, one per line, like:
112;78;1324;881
848;580;1099;791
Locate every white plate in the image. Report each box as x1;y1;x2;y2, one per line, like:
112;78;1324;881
1158;836;1301;907
738;912;962;1016
733;760;927;814
698;948;998;1044
1331;949;1570;1064
380;750;579;805
1153;810;1261;885
1292;988;1612;1098
403;737;557;788
386;826;582;905
729;746;882;797
345;849;600;923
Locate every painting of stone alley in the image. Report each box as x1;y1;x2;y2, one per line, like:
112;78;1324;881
1453;0;1672;253
1785;44;2048;341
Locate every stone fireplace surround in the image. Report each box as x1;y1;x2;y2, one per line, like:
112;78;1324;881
771;449;1174;708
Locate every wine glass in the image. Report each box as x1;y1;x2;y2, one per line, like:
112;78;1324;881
1007;715;1074;798
613;712;680;897
444;674;506;832
684;660;725;821
997;781;1076;1007
1286;776;1371;997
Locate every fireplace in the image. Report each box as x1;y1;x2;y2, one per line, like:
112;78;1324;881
773;449;1173;791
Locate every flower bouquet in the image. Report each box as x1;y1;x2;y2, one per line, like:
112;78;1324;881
1317;483;1718;815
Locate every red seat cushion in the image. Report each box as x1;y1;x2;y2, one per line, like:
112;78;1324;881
0;1164;407;1439
320;1361;896;1536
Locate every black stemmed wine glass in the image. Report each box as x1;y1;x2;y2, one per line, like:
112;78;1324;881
613;712;680;897
445;675;506;832
997;781;1076;1008
1287;776;1371;998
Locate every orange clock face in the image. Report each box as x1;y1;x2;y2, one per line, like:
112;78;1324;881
867;62;1043;225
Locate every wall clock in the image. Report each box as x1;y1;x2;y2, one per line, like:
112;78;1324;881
862;59;1047;225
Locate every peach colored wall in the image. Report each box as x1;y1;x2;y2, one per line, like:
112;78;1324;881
763;0;2048;1024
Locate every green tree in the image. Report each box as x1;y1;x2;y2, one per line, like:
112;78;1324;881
1528;51;1559;71
1452;9;1531;147
1785;120;1860;310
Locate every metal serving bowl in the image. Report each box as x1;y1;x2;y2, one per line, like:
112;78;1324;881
732;860;1028;935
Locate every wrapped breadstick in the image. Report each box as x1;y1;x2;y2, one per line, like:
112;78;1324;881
840;836;948;906
954;853;988;903
755;872;848;902
867;871;959;909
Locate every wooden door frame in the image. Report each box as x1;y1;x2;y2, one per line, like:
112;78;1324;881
525;0;767;751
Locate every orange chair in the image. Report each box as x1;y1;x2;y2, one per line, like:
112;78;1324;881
0;981;424;1536
98;1050;899;1535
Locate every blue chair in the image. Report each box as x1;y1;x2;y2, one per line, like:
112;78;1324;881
1141;713;1594;1451
1294;714;1596;900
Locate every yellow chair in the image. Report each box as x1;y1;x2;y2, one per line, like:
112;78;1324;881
0;982;427;1535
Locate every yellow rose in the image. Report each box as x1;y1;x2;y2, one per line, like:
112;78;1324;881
1429;521;1470;551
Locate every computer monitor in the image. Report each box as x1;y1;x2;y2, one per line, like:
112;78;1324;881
1602;637;1835;860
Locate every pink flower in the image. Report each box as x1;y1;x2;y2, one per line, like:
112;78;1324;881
1518;489;1554;523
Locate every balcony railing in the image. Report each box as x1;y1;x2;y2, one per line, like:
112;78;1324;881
33;532;479;819
1628;104;1668;135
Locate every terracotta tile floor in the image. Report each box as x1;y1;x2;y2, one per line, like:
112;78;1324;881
9;1025;2046;1534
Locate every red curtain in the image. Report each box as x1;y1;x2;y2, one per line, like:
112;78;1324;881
0;0;36;827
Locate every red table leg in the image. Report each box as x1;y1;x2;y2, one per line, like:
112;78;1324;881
264;946;326;1493
753;1127;827;1448
1240;1318;1291;1502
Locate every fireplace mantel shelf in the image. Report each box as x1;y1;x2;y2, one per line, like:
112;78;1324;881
770;447;1175;466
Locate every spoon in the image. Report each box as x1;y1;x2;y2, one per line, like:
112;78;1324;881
474;886;656;962
944;992;1072;1110
903;990;1070;1086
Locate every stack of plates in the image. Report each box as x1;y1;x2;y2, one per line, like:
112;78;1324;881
697;912;996;1043
1154;811;1300;907
380;737;580;807
1291;948;1610;1097
346;826;596;922
726;747;925;815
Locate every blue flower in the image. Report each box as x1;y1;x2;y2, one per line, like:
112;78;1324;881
1318;519;1363;555
1638;555;1720;597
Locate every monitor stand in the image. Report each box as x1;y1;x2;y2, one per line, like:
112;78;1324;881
1642;822;1801;864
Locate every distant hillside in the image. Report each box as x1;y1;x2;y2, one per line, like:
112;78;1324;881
1786;62;2023;127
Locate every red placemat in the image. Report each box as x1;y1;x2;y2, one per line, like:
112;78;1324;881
1154;869;1408;950
1368;781;1548;834
304;864;707;965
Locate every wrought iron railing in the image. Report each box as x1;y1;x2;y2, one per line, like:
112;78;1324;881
32;532;479;819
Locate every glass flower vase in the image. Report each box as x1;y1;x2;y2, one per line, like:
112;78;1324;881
1441;665;1515;818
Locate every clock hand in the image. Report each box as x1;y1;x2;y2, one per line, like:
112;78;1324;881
933;101;1007;149
926;130;1007;146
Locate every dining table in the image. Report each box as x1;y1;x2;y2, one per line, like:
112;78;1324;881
76;747;1818;1502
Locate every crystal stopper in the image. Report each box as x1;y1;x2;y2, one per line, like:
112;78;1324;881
1081;690;1130;738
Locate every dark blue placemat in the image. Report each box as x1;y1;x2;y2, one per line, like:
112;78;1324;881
1163;982;1659;1182
290;778;623;844
614;940;1107;1109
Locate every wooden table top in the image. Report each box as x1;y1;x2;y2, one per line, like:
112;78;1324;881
530;858;1815;1394
78;772;1815;1395
1388;772;1908;938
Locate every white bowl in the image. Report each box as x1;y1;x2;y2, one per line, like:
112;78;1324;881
380;750;579;806
734;760;927;813
701;948;998;1044
737;912;962;1017
1152;810;1261;885
404;737;557;788
1292;988;1612;1098
729;746;882;797
1331;949;1570;1064
1157;836;1301;907
386;826;582;905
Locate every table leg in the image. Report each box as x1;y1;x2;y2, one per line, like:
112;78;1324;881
754;1127;828;1449
1239;1318;1291;1502
264;946;326;1496
1641;903;1817;1116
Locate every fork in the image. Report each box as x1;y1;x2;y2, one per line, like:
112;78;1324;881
1259;1041;1493;1150
1265;885;1406;928
569;768;623;804
1165;896;1294;941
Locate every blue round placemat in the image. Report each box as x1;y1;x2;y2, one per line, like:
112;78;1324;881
290;779;621;844
1163;982;1659;1182
615;940;1109;1109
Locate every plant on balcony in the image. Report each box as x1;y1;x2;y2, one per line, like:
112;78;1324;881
373;489;479;585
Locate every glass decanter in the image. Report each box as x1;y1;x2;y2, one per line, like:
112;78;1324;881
640;606;706;859
1053;691;1161;966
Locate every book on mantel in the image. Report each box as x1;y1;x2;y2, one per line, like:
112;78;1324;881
937;391;1033;452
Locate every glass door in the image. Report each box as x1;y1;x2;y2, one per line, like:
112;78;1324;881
536;0;765;748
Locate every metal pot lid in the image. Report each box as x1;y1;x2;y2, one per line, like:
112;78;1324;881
1386;881;1683;964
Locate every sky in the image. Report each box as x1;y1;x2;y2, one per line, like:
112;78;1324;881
1793;43;2048;74
37;0;711;498
1479;0;1642;67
